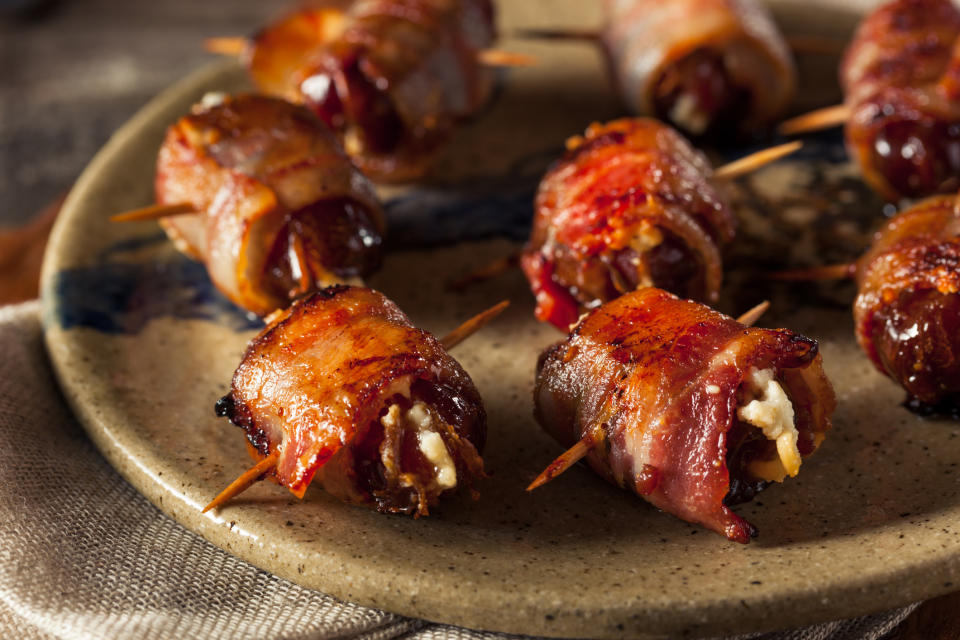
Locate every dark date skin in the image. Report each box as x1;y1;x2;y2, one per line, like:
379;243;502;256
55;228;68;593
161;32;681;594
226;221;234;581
841;0;960;200
302;44;406;156
653;48;753;139
870;119;960;199
350;378;486;513
724;419;773;506
854;194;960;410
263;197;384;301
871;288;960;408
549;230;707;310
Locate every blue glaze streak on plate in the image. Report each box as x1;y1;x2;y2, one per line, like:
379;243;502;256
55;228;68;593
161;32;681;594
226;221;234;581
384;149;556;247
49;235;262;334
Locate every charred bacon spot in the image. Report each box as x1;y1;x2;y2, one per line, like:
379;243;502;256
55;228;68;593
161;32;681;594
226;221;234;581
903;394;960;418
245;427;272;455
316;283;352;299
214;394;234;417
564;130;627;163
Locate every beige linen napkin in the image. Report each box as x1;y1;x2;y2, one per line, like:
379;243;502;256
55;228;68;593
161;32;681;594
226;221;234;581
0;300;918;640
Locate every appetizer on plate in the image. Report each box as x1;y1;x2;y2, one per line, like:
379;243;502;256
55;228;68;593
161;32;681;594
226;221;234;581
529;288;835;543
842;0;960;201
602;0;797;138
520;117;735;329
227;0;499;181
148;93;385;317
854;194;960;409
783;0;960;201
211;285;489;515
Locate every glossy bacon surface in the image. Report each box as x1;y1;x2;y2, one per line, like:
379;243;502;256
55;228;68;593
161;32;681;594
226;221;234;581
841;0;960;201
533;288;835;542
521;118;735;330
248;0;496;181
155;94;385;316
218;285;486;514
601;0;796;137
854;194;960;406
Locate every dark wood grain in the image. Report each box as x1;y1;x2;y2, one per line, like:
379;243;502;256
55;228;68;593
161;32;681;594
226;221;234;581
887;592;960;640
0;192;62;304
0;0;280;227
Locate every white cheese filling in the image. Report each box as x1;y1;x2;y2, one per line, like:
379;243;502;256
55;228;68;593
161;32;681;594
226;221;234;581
627;223;664;289
381;402;457;490
198;91;227;110
669;93;710;136
736;367;801;482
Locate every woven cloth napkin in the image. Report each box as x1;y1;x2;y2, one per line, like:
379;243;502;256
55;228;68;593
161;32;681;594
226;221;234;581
0;300;918;640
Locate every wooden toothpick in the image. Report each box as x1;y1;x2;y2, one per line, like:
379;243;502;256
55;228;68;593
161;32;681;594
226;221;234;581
440;300;510;350
110;203;196;223
713;141;803;181
778;104;849;137
526;435;593;492
202;452;279;513
736;300;770;327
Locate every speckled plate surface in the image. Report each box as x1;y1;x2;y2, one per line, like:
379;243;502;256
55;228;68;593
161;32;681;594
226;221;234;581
39;1;960;638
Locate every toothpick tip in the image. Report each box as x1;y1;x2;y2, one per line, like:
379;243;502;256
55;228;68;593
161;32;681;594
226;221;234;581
713;140;804;181
477;49;537;67
110;202;196;223
737;300;771;327
778;104;849;137
440;299;511;350
204;37;248;57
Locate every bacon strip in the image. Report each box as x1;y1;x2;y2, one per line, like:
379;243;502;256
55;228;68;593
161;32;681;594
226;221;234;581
841;0;960;201
854;194;960;406
601;0;796;137
533;288;835;542
247;0;496;181
217;285;486;515
155;94;385;316
521;118;734;330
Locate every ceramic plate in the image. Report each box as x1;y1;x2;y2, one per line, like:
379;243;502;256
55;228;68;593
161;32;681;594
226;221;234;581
40;2;960;638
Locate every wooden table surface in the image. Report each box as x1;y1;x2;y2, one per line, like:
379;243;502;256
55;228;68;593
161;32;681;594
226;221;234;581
1;1;959;638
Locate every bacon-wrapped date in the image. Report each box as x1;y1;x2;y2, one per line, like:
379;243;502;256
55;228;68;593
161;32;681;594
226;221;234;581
854;194;960;407
533;288;835;542
155;94;385;317
520;118;735;330
246;0;496;181
841;0;960;201
216;285;486;515
601;0;796;137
